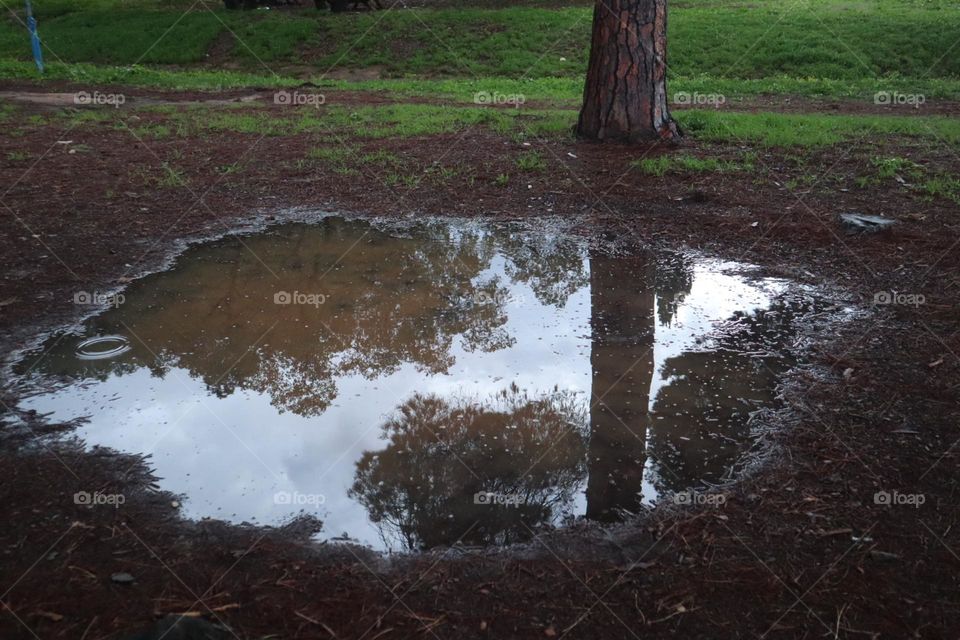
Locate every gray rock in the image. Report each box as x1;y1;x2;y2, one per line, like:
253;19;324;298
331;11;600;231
110;572;136;584
839;213;896;234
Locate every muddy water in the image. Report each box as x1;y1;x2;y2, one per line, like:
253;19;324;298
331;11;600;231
15;217;813;551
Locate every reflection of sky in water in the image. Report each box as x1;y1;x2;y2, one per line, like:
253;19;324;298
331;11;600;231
650;268;783;405
17;219;792;550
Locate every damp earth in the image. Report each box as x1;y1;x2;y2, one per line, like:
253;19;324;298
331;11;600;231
15;217;820;551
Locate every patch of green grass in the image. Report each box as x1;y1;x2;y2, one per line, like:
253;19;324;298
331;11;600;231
0;60;295;91
360;149;404;168
0;11;223;64
131;162;189;188
872;156;925;181
306;144;360;173
676;111;960;148
383;171;421;188
6;151;29;161
216;162;243;175
631;154;740;176
423;163;465;184
8;0;196;20
307;145;359;163
494;173;510;187
132;122;174;139
223;12;321;62
158;162;189;187
515;150;546;172
854;155;960;204
920;176;960;204
0;102;18;121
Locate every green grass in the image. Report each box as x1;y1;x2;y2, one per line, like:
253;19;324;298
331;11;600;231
1;3;958;85
0;59;295;90
862;155;960;204
5;60;960;101
359;149;404;167
129;161;190;188
0;11;223;64
676;111;960;148
873;156;925;181
40;99;960;151
516;150;546;172
307;145;359;163
631;154;742;176
173;102;546;139
921;176;960;204
10;0;197;20
305;144;360;173
223;11;322;62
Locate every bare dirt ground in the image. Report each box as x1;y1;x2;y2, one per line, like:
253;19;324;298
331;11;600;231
1;85;958;639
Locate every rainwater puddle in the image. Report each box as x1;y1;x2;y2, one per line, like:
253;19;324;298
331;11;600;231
14;216;822;551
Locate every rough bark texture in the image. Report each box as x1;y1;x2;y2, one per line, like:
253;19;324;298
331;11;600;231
576;0;680;143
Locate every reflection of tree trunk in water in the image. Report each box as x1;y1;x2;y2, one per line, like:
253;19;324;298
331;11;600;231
585;253;655;521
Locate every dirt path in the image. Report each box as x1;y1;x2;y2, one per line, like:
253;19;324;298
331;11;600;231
3;81;960;115
0;86;958;639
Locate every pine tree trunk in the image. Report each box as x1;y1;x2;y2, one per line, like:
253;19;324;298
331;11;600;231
576;0;680;143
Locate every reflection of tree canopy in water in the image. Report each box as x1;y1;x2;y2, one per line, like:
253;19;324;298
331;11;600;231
647;297;812;494
497;227;589;307
655;252;694;326
24;219;591;416
350;386;589;551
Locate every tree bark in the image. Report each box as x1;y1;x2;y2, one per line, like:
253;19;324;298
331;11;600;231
576;0;680;143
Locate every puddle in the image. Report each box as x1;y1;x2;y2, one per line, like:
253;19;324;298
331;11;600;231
13;216;821;551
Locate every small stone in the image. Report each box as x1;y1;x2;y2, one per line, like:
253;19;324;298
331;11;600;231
111;572;136;584
839;212;896;234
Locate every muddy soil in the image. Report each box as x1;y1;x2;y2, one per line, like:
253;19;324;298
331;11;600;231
0;85;958;639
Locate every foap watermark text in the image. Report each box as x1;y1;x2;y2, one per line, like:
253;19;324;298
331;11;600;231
874;490;925;508
74;491;125;507
873;291;925;307
274;90;326;108
74;291;125;308
474;91;526;107
274;491;326;506
474;491;526;508
274;291;327;307
673;490;726;506
74;91;125;108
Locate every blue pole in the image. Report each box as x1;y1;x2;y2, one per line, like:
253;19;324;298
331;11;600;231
24;0;44;73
